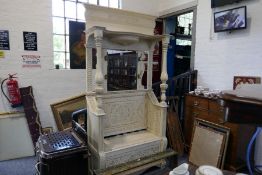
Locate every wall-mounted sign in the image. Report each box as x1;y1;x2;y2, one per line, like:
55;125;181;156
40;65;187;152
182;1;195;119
0;51;5;58
22;55;41;68
0;30;10;50
23;32;37;51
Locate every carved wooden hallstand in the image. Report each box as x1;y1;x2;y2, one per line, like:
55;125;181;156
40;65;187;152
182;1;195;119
84;4;170;174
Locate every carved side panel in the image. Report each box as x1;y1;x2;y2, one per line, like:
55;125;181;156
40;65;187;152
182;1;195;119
103;94;146;136
146;95;162;135
105;140;161;168
86;95;105;152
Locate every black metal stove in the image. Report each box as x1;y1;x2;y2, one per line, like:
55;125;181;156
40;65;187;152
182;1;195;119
36;109;88;175
39;131;81;153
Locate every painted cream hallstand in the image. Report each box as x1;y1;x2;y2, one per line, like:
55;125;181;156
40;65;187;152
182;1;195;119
85;4;169;174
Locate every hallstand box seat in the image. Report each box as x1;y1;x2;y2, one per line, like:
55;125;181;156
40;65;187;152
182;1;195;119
86;90;168;170
85;4;169;174
85;25;170;174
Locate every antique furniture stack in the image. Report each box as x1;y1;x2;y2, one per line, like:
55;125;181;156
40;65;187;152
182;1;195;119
84;4;170;174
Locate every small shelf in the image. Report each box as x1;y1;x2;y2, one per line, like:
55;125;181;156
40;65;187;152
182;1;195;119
176;54;191;59
176;33;192;40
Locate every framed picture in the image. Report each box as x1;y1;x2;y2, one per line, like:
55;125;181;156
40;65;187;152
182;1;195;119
233;76;261;90
69;21;86;69
50;94;86;131
42;127;54;134
189;118;230;169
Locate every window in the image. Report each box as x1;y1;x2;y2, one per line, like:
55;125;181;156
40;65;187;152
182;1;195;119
52;0;121;69
176;12;193;46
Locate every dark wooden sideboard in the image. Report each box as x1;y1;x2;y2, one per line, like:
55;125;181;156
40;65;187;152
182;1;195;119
184;94;255;171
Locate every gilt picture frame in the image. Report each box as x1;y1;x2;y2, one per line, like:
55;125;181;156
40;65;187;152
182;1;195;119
50;94;86;131
233;76;261;90
189;118;230;169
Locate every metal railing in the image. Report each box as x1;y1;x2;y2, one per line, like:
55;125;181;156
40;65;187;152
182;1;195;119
152;70;198;120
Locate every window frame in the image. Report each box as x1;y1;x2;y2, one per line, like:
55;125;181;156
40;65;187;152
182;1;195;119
52;0;121;69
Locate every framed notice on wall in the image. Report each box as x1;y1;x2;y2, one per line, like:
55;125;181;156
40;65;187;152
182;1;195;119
0;30;10;50
23;32;37;51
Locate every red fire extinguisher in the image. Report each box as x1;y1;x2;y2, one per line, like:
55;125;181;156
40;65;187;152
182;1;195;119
1;74;22;108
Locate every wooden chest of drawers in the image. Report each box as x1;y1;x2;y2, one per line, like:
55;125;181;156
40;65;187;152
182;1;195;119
184;94;255;171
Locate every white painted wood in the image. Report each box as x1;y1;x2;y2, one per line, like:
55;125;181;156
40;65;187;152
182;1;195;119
85;24;169;172
84;4;156;35
86;47;93;92
102;91;147;136
160;35;170;106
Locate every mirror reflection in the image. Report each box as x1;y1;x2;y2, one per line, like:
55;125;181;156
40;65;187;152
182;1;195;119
107;50;138;91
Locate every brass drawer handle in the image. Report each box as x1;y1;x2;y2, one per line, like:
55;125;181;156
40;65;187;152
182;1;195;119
193;112;199;117
218;118;226;124
193;101;199;106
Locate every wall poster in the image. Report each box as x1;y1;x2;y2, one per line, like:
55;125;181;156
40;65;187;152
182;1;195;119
0;51;5;58
23;32;37;51
22;55;41;68
69;21;85;69
0;30;10;50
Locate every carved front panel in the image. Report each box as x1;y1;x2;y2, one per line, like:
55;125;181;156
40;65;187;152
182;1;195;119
105;140;161;168
102;93;146;136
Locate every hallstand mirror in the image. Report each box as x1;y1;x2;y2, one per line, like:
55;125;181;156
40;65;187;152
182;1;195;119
107;50;138;91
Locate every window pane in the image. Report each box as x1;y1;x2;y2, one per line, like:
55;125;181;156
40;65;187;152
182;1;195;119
109;0;118;8
53;35;65;51
54;52;65;69
53;17;65;34
77;3;85;21
99;0;108;6
88;0;98;5
52;0;64;16
66;53;70;69
176;39;191;46
66;35;70;52
65;1;76;18
66;19;75;35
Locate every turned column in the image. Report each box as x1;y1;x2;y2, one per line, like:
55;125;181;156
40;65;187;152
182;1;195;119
86;33;93;92
94;29;104;113
147;43;155;90
160;36;169;105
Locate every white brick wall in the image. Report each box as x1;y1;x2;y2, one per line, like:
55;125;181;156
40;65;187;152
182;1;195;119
121;0;159;16
0;0;85;130
195;0;262;90
158;0;262;90
1;0;261;131
158;0;196;13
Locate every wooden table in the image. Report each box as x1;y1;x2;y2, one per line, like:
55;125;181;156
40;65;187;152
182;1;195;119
220;85;262;124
